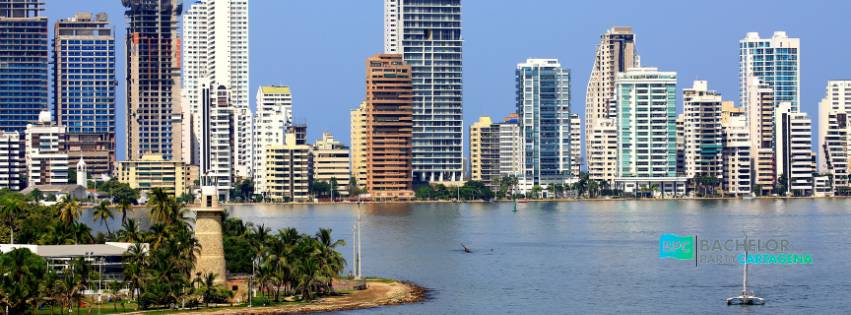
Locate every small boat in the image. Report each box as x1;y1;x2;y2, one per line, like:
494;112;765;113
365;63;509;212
726;236;765;305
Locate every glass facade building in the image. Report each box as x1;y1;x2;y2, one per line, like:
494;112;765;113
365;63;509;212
739;31;800;112
385;0;464;184
0;0;48;133
616;67;678;178
515;59;573;190
54;12;116;177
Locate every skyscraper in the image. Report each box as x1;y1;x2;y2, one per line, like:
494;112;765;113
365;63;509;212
350;102;368;191
721;115;752;196
745;77;777;195
199;80;234;201
0;0;48;133
54;12;116;178
123;0;183;162
739;31;800;111
775;103;814;196
253;86;293;196
183;0;251;176
515;59;575;192
614;67;686;195
586;27;639;182
469;116;499;188
384;0;464;185
682;80;723;180
817;81;851;191
364;54;414;199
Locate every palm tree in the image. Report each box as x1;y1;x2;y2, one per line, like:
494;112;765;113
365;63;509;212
118;219;143;243
92;200;114;234
148;188;173;225
124;243;147;303
0;194;24;243
201;272;218;307
314;229;346;292
57;197;82;225
111;184;139;224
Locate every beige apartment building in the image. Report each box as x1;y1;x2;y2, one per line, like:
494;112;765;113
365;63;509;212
265;133;310;202
310;132;351;197
117;153;197;196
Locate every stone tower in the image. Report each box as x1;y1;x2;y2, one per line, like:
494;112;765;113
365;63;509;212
192;185;226;284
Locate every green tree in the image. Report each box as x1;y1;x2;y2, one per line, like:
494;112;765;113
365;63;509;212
0;248;49;314
111;184;139;224
92;200;114;235
56;197;82;225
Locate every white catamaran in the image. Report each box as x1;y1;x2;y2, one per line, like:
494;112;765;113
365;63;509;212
726;236;765;305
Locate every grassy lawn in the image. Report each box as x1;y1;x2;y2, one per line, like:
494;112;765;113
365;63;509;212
36;302;139;315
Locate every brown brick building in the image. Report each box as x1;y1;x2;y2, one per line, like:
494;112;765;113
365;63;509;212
364;54;414;199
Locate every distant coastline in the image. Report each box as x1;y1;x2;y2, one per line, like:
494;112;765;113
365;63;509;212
221;195;846;207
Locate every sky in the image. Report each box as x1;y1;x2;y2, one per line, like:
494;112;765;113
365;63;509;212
47;0;851;160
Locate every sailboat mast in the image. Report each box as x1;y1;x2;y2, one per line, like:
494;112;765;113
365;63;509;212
743;235;749;294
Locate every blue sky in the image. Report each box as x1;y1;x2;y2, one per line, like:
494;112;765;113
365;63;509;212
48;0;851;160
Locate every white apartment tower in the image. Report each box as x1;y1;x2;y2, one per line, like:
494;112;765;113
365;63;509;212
183;0;251;176
384;0;464;185
775;103;815;196
0;132;23;190
614;67;686;195
722;115;753;196
25;112;69;186
515;59;575;192
818;81;851;190
253;86;294;194
586;27;639;182
682;80;723;180
199;80;235;201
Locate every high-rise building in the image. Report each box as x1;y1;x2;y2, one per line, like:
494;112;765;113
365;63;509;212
53;12;116;178
515;59;575;192
682;80;723;180
0;0;48;133
264;132;310;202
775;102;814;196
384;0;463;185
25;112;69;186
350;102;367;191
470;115;524;190
569;113;582;176
817;81;851;191
739;31;800;111
721;115;753;196
253;86;293;194
614;67;686;195
498;114;522;180
364;54;414;199
199;80;234;200
0;132;23;190
183;0;251;176
123;0;183;161
745;77;777;195
675;114;686;176
310;132;351;197
469;117;500;188
586;27;639;182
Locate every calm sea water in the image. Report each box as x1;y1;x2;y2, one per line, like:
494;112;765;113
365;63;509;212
90;199;851;314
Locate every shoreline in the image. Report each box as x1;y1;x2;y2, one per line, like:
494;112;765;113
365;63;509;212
116;279;426;315
223;195;849;207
